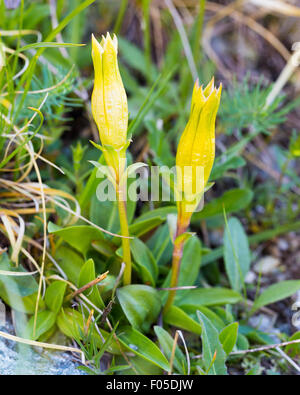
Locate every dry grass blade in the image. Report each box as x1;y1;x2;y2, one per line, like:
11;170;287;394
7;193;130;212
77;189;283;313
249;0;300;17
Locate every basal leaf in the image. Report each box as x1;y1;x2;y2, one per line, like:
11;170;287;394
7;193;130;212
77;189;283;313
78;258;105;309
197;311;227;375
117;285;161;333
48;222;106;257
25;310;56;341
176;287;242;307
130;238;158;286
219;322;239;355
118;326;170;371
192;188;253;222
252;280;300;313
45;281;67;314
163;305;202;335
223;217;251;292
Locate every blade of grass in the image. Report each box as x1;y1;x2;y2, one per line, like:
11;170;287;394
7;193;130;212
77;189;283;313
114;0;128;35
202;220;300;266
14;0;95;118
127;65;177;136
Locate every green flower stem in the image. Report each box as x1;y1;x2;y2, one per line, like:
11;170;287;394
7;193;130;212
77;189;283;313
116;183;132;285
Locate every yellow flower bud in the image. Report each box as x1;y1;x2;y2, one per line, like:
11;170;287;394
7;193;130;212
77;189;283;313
176;78;222;199
91;33;128;149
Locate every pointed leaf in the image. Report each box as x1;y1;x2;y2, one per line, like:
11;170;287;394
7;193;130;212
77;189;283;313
117;285;161;333
197;311;227;375
118;326;170;372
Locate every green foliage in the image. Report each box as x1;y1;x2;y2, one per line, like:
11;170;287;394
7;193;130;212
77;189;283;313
251;281;300;313
223;217;251;292
219;322;239;355
118;327;170;371
197;311;227;375
219;76;299;136
1;0;299;377
117;285;161;332
154;326;187;374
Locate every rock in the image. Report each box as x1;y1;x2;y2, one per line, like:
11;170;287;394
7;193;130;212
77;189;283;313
248;314;281;342
278;239;289;251
254;256;280;274
0;324;86;375
244;271;256;284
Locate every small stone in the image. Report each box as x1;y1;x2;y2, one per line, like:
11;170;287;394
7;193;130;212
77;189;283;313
244;271;256;284
278;239;289;251
254;256;280;274
289;237;299;252
248;314;274;332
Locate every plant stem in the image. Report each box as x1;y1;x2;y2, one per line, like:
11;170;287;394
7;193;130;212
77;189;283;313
114;0;128;35
116;183;131;285
163;220;188;314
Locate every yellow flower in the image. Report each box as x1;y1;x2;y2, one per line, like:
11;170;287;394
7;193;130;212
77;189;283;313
91;33;128;149
176;78;222;200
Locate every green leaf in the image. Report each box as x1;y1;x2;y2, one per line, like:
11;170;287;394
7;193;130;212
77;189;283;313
161;237;202;302
0;291;44;314
78;259;105;309
91;238;116;258
163;305;202;335
45;281;67;314
197;311;227;375
136;189;253;225
130;238;158;286
146;120;174;167
89;177;137;233
54;245;84;285
48;222;107;257
117;285;161;333
285;332;300;359
236;333;249;351
135;206;177;223
223;217;251;292
211;156;246;180
0;254;44;313
125;355;162;375
219;322;239;355
177;287;242;307
239;325;275;345
192;188;253;222
118;326;170;371
16;41;85;54
0;254;38;296
25;310;56;341
202;220;300;267
154;326;187;374
118;37;158;81
147;223;173;266
182;305;226;332
113;217;164;247
252;280;300;313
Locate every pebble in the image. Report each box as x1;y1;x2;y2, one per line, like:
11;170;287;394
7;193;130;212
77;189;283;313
0;324;86;375
253;256;280;274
